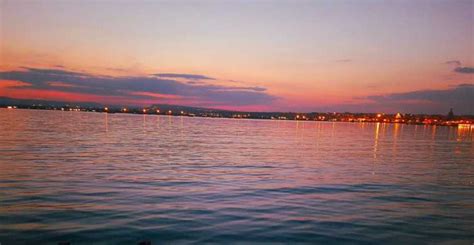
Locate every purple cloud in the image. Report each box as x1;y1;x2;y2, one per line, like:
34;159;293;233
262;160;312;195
0;67;277;106
454;67;474;74
445;60;462;66
153;73;215;80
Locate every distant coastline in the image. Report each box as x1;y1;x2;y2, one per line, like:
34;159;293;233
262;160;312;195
1;97;473;128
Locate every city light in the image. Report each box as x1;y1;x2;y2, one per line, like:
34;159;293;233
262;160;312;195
3;104;471;127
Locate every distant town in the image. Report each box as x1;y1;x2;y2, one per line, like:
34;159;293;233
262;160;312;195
1;97;473;128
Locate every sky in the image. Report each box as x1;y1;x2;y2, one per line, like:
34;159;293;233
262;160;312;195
0;0;473;114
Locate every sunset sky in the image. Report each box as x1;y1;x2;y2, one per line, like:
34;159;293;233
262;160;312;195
1;0;473;114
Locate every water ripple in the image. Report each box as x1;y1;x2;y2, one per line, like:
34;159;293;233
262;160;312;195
0;109;473;244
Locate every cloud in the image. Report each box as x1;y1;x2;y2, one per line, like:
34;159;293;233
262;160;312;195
454;67;474;74
0;67;277;107
304;84;473;114
153;73;215;80
444;60;462;66
106;67;128;72
361;84;473;114
442;60;474;74
335;59;352;63
366;84;473;103
216;86;267;92
18;67;87;77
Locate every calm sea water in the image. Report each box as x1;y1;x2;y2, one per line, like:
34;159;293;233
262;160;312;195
0;109;473;244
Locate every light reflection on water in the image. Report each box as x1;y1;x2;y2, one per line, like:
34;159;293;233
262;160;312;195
0;109;473;244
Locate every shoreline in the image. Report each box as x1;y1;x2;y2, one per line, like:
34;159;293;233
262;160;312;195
2;106;473;128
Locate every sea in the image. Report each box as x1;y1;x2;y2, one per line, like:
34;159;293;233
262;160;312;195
0;109;473;244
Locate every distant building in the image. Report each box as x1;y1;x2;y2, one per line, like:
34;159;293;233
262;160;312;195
447;108;455;120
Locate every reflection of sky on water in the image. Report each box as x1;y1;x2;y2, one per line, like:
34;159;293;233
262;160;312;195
0;109;472;244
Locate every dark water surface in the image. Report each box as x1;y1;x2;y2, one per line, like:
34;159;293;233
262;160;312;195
0;109;473;244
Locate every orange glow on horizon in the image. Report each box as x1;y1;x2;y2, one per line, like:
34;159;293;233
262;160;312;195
0;80;31;89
